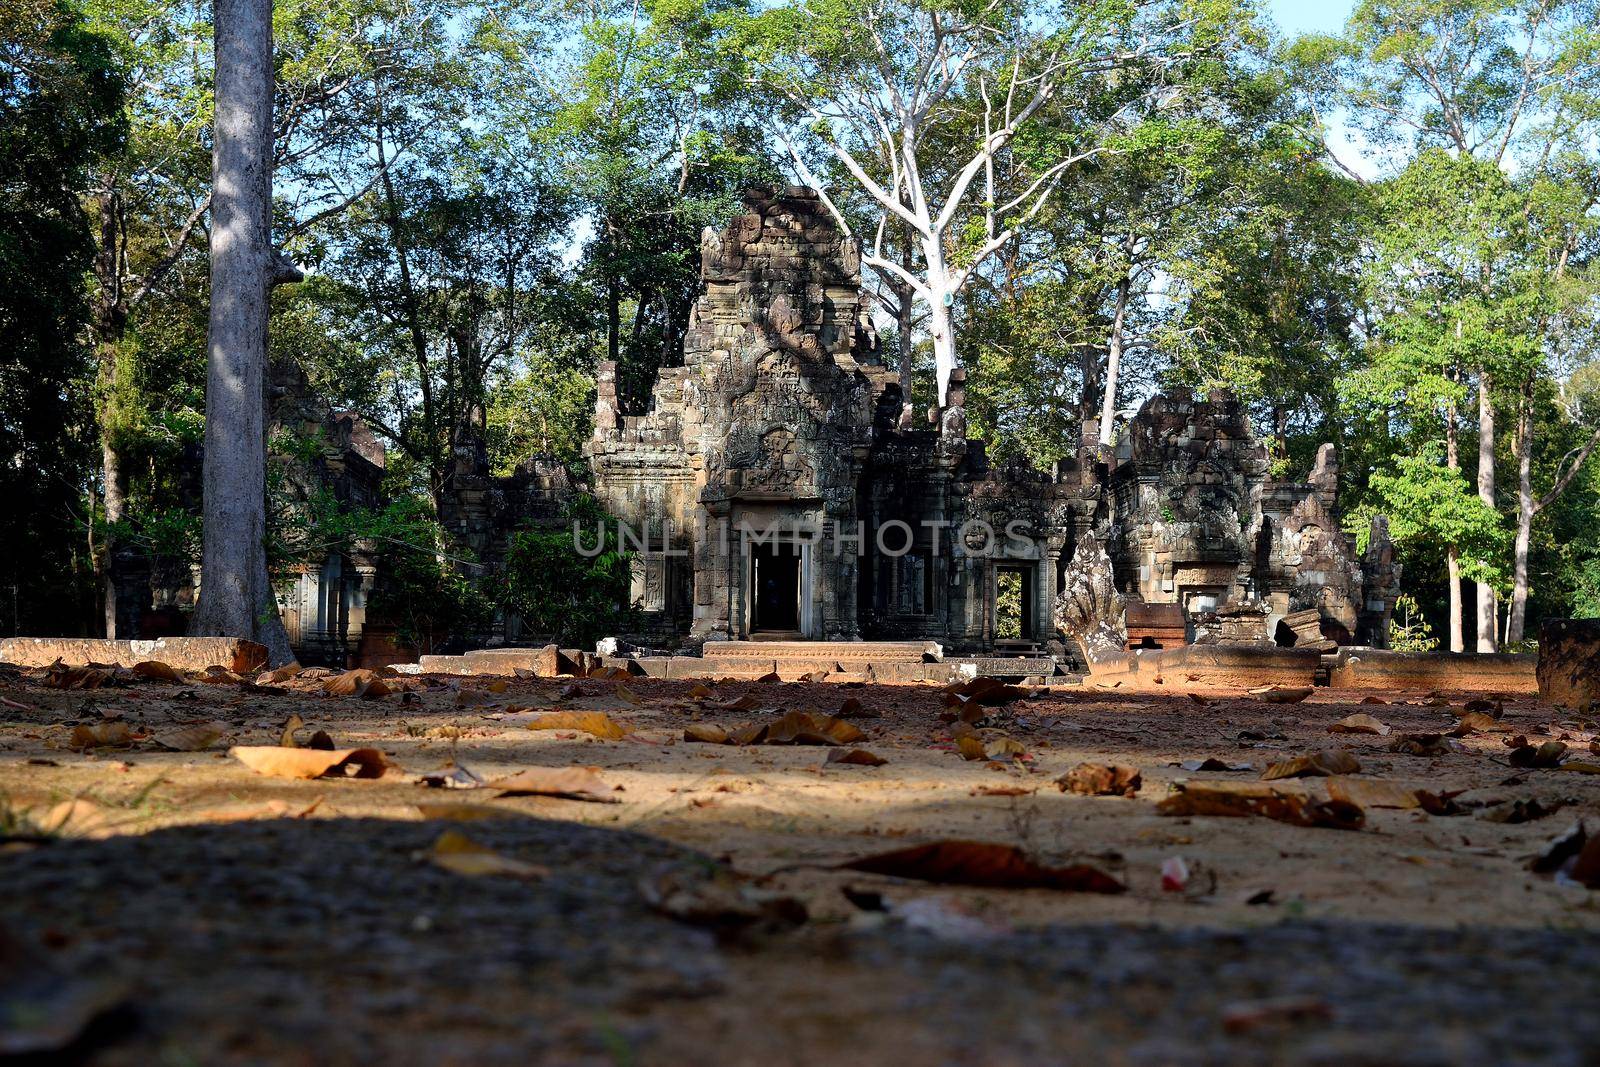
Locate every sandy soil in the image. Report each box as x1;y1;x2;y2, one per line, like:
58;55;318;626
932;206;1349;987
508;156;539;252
2;665;1598;1065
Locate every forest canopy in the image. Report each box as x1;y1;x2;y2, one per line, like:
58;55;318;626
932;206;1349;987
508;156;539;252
2;0;1599;651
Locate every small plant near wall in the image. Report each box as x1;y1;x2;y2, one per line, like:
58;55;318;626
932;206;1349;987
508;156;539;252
1387;594;1439;653
502;495;634;648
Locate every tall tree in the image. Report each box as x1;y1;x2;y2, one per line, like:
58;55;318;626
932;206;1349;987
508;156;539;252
1341;0;1600;649
188;0;293;658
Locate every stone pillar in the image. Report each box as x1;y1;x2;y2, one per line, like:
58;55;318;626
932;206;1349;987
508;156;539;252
691;499;732;640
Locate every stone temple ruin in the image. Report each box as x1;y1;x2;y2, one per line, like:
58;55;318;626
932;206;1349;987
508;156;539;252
578;186;1402;670
91;185;1404;676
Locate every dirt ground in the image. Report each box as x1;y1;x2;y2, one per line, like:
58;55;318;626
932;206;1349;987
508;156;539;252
3;663;1600;1066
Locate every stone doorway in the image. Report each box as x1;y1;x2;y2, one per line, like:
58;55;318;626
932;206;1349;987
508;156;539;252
750;542;802;636
994;565;1035;641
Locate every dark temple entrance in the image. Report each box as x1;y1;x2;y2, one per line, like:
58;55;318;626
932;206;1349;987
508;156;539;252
751;542;801;635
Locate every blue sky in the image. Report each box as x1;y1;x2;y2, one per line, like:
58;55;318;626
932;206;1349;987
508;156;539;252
1265;0;1355;37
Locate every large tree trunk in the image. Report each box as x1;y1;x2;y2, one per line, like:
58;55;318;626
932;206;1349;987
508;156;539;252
922;236;957;406
896;229;916;428
100;434;128;634
1096;272;1130;449
92;185;129;638
188;0;292;665
1445;384;1464;652
1508;380;1534;644
1476;372;1498;652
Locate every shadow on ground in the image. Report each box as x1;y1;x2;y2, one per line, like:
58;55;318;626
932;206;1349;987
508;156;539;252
5;815;1600;1066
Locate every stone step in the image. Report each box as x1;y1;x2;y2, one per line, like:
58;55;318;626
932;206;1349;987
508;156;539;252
700;640;939;663
0;637;270;674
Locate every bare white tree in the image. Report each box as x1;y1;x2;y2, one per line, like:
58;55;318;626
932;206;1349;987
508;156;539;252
748;0;1221;405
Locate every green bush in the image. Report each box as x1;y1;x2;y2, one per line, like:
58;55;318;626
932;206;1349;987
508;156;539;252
502;496;634;648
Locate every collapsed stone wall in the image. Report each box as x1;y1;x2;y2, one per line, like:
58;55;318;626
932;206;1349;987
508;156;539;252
1094;388;1398;653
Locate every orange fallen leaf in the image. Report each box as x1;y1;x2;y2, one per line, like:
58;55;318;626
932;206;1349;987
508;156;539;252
131;660;187;683
524;711;626;741
1058;763;1141;797
68;722;134;749
683;723;731;744
839;840;1125;894
956;735;988;761
1158;781;1364;830
229;745;392;779
322;669;376;696
1262;749;1360;780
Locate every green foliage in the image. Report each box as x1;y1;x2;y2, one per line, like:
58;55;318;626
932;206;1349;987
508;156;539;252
1387;594;1439;653
0;0;124;632
1368;447;1509;586
359;499;494;653
502;496;634;647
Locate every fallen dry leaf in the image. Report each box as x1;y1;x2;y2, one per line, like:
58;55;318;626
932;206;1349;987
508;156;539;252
763;710;865;746
1453;711;1511;735
1058;762;1141;797
1389;733;1454;757
322;669;377;696
615;684;642;705
1509;740;1567;768
1221;996;1333;1033
1251;685;1313;704
229;745;392;780
488;766;619;802
970;785;1032;797
131;660;187;684
639;863;807;932
44;664;115;690
1530;821;1586;874
425;829;548;879
956;735;988;761
149;723;224;752
523;711;627;741
257;663;303;684
1178;758;1253;772
40;798;115;837
415;803;532;822
683;723;731;744
417;762;486;789
68;722;134;749
1324;777;1422;809
826;747;887;767
1262;749;1360;780
1329;713;1390;736
279;713;306;748
838;840;1125;894
1158;781;1364;830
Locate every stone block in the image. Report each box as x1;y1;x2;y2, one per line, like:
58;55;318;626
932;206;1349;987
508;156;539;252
0;637;269;674
1088;644;1320;693
1537;618;1600;710
1328;649;1538;694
